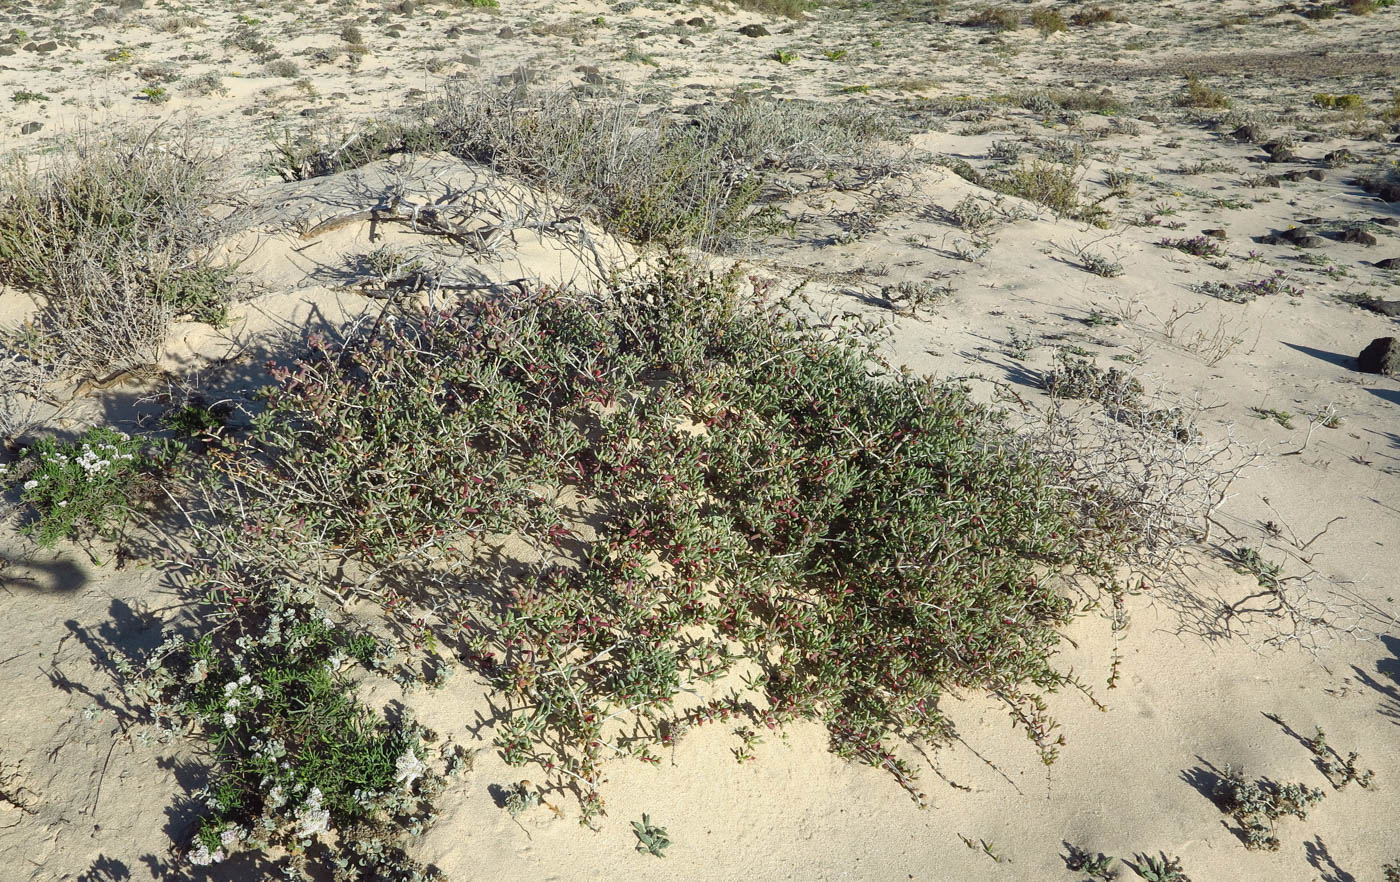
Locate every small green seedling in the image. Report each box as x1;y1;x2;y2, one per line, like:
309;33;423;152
632;814;671;857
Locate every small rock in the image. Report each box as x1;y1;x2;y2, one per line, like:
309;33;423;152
1203;229;1227;239
1262;175;1282;188
1358;336;1400;377
1353;297;1400;318
0;46;13;56
1371;217;1399;227
687;16;707;26
1306;169;1326;181
1324;148;1354;165
1230;124;1263;142
678;37;694;46
1375;257;1400;269
1281;170;1307;182
1340;228;1378;247
19;121;41;135
1380;183;1400;202
498;26;515;38
1299;217;1324;225
1302;133;1325;143
737;24;770;37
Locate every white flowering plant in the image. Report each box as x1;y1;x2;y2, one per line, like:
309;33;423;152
10;426;146;548
125;586;445;878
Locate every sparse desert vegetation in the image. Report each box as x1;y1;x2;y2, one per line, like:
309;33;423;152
1;0;1398;880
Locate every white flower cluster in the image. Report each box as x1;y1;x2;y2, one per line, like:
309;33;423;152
187;842;225;866
74;440;133;478
395;746;426;792
295;787;331;839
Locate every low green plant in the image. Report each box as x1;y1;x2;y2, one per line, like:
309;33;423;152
10;90;48;104
1248;407;1293;429
1065;843;1116;879
734;0;817;16
1313;92;1363;111
8;427;146;549
988;158;1084;218
632;813;671;856
1175;75;1229;109
1215;764;1325;851
1071;6;1117;25
1228;546;1283;590
1080;252;1124;278
1031;8;1066;35
966;6;1020;31
1158;236;1225;258
1132;852;1189;882
773;48;799;64
1304;727;1375;790
139;85;169;104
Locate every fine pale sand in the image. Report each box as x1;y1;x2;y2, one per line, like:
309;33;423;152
2;1;1399;880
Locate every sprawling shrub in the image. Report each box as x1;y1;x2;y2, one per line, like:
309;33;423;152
177;257;1136;841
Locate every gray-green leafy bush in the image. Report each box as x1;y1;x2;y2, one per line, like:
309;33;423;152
0;129;233;395
1215;764;1325;851
168;256;1159;849
430;89;896;250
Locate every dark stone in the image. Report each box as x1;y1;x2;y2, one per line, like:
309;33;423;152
678;37;694;46
1375;257;1400;269
1358;337;1400;377
737;24;770;37
1354;297;1400;318
0;46;13;56
1282;170;1307;182
1306;169;1326;181
1340;228;1378;247
19;121;41;135
1372;217;1400;227
32;40;57;53
1262;175;1282;188
687;16;707;26
1299;217;1324;225
498;26;515;38
1324;149;1354;165
1203;228;1227;239
1230;124;1263;142
1380;183;1400;202
1302;133;1325;143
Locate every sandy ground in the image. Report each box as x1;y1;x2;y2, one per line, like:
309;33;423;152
2;1;1399;880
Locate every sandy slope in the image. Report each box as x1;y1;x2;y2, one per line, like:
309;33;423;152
3;1;1400;880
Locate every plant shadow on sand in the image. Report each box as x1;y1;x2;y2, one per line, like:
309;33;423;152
1350;634;1400;727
